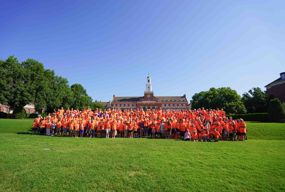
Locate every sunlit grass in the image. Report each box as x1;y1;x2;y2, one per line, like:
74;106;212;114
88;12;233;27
0;119;284;191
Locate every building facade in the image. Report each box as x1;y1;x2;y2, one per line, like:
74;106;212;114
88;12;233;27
110;75;189;110
0;103;35;114
265;72;285;102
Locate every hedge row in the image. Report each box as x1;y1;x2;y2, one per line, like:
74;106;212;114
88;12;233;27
229;113;269;122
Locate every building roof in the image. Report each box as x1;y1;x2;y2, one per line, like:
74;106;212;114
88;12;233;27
114;97;143;102
265;72;285;89
157;96;188;102
113;95;188;103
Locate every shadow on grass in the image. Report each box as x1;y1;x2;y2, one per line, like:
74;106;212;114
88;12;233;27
17;131;32;135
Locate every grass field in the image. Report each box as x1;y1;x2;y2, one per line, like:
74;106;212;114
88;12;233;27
0;119;284;192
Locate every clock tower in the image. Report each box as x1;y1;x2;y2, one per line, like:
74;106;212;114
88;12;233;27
144;74;154;99
145;74;153;93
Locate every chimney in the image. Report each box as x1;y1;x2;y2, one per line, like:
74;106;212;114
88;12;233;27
280;72;285;80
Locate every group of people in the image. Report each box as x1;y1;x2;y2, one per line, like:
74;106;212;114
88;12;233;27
32;108;247;141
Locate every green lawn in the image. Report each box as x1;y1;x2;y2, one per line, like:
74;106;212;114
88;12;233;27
0;119;284;192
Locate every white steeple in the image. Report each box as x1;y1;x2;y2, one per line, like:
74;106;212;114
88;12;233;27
145;74;153;93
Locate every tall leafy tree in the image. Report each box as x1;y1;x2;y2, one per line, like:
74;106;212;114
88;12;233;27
22;59;47;112
0;59;8;104
242;87;268;113
1;56;95;115
44;71;73;113
2;56;32;111
70;83;92;110
191;87;246;114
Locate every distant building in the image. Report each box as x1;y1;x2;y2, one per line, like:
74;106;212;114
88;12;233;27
24;104;36;114
0;103;35;114
265;72;285;102
110;75;189;110
0;104;11;114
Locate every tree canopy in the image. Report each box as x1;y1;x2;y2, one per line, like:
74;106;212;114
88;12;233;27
191;87;246;114
268;98;285;122
0;56;96;114
242;87;268;113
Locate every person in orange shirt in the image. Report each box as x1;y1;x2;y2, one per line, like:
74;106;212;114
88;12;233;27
111;120;117;138
128;121;134;138
39;119;46;135
79;121;85;137
199;129;209;142
164;120;171;139
46;119;52;136
237;119;247;141
228;118;237;141
221;119;229;140
69;121;75;137
96;119;102;137
170;119;176;139
118;120;124;137
133;120;138;138
192;127;198;141
32;116;41;134
145;119;151;137
179;120;186;139
74;121;80;137
124;121;129;138
209;128;220;142
62;118;68;136
89;120;95;138
56;120;62;136
150;121;156;138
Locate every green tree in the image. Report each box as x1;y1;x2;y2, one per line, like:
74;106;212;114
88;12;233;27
44;71;73;113
191;87;246;114
22;59;47;112
91;101;105;110
242;87;268;113
1;56;95;115
0;59;8;104
268;98;285;122
1;56;32;113
70;84;92;110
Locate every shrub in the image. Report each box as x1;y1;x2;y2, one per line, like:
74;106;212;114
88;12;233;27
0;112;9;118
229;113;269;122
268;98;285;122
28;113;39;118
12;108;27;119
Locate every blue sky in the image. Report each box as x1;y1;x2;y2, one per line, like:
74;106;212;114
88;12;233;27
1;0;284;101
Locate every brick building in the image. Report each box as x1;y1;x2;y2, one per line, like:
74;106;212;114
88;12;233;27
265;72;285;102
110;75;189;110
